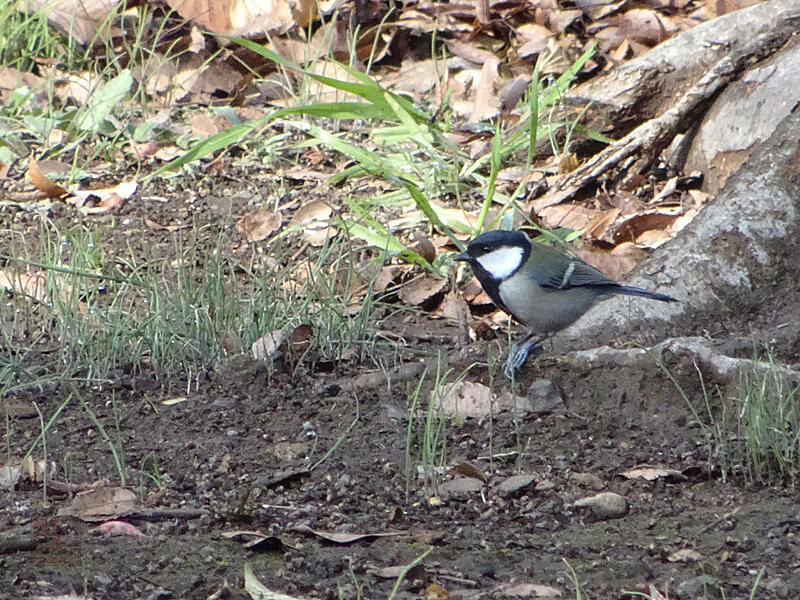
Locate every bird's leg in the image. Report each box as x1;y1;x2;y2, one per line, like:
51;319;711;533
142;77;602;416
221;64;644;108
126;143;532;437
504;332;548;379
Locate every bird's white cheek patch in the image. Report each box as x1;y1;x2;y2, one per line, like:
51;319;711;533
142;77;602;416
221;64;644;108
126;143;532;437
475;246;524;279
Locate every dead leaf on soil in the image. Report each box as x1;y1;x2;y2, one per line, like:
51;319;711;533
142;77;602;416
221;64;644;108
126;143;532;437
271;441;310;462
538;203;604;232
236;208;282;242
398;276;448;309
161;396;189;406
0;270;48;301
20;455;56;483
439;476;483;496
27;155;68;199
498;581;562;598
145;217;191;232
619;466;686;482
252;329;284;361
368;562;426;580
281;167;330;181
1;397;38;418
244;562;316;600
470;58;502;122
57;486;137;521
154;146;182;161
0;64;45;94
387;505;405;525
290;524;403;544
286;323;313;359
666;548;702;562
517;24;554;58
70;180;137;214
426;582;449;600
436;285;470;326
432;381;494;419
380;58;441;98
646;584;669;600
411;231;436;264
20;0;119;46
223;530;286;551
289;200;334;246
606;206;684;247
128;141;159;160
166;0;317;34
451;461;487;482
578;244;644;281
187;111;232;139
89;520;146;537
0;463;21;489
262;468;311;488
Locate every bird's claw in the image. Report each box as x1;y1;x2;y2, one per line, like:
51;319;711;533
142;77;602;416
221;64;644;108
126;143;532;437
503;342;534;379
503;336;548;379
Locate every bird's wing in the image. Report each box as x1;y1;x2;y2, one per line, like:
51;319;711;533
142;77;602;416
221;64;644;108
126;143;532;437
529;246;619;290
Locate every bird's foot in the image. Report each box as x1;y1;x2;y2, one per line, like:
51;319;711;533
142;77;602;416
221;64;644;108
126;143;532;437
503;335;548;379
503;341;535;379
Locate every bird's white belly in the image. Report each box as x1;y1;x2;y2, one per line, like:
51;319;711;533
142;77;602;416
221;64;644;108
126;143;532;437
498;278;604;333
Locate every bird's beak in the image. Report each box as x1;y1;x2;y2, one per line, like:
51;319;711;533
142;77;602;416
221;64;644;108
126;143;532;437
454;252;469;262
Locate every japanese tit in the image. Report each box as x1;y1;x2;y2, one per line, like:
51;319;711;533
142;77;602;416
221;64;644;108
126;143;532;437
455;230;678;378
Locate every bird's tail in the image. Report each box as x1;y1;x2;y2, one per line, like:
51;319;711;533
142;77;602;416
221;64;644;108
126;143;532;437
617;285;678;303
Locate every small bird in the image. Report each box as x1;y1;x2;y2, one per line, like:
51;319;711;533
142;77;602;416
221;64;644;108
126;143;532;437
455;230;678;378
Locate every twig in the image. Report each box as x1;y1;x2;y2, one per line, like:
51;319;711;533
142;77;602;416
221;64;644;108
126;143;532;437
535;22;795;210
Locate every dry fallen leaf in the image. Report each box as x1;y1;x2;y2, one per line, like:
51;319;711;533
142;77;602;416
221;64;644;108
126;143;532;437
289;200;333;246
470;58;502;122
291;524;403;544
85;192;124;214
222;530;286;551
166;0;317;34
244;562;313;600
619;466;686;482
667;548;702;563
433;381;494;419
439;476;483;495
70;180;138;213
451;461;487;482
498;581;563;598
28;155;68;199
236;208;282;242
252;330;284;361
145;217;191;232
398;276;448;309
19;0;120;46
90;520;146;537
20;455;56;482
57;486;137;521
0;463;21;489
0;270;48;301
426;582;449;600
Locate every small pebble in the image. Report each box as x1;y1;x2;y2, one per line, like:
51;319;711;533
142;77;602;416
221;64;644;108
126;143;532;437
573;491;628;520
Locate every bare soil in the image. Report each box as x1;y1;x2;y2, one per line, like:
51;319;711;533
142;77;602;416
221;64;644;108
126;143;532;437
2;173;798;600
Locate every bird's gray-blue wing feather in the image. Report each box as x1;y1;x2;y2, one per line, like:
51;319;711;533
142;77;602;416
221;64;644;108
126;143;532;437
528;247;618;290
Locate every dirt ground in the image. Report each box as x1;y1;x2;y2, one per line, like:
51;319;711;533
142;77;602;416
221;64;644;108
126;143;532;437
2;173;799;600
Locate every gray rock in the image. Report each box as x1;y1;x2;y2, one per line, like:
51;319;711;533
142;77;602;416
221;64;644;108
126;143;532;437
677;575;718;598
527;379;565;414
766;577;790;599
496;474;537;497
570;471;604;490
573;491;628;520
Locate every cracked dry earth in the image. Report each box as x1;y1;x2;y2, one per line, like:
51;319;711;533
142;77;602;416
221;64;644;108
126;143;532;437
2;173;799;600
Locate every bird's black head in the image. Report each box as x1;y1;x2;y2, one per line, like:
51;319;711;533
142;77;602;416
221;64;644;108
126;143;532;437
455;230;531;281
